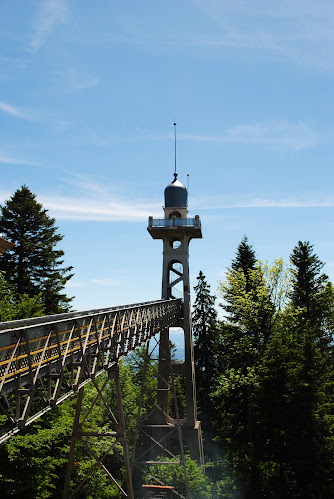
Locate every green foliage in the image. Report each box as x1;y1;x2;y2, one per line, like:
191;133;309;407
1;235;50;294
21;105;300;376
215;240;334;497
1;234;334;498
254;321;334;497
0;185;74;314
108;360;140;447
193;271;218;391
0;366;140;498
231;235;257;293
0;271;45;321
123;344;158;423
0;397;75;498
146;455;213;498
192;270;219;449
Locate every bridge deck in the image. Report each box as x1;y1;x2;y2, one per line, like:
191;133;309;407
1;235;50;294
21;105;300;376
0;299;182;442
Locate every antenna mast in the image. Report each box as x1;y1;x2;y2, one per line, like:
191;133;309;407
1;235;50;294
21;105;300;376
174;122;177;175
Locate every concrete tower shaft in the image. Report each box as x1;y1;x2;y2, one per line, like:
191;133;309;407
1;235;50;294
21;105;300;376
147;174;203;464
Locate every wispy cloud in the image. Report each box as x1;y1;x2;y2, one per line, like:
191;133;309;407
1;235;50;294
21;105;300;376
55;68;99;90
181;122;321;150
91;278;122;287
114;1;334;72
128;121;321;150
0;180;160;221
193;196;334;210
83;121;321;150
0;101;55;123
40;195;160;221
0;102;31;120
0;154;41;166
35;172;161;221
29;0;70;54
193;0;334;71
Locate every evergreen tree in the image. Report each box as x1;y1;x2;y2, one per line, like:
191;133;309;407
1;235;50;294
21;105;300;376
285;241;334;494
223;236;258;320
192;271;218;430
216;258;289;498
193;271;218;394
290;240;332;326
231;235;257;271
0;186;74;314
231;235;257;292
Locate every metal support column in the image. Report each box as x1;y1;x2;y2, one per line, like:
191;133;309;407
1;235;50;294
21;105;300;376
62;364;134;498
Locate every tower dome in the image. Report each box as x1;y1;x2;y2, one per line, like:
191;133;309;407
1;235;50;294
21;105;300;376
164;173;188;208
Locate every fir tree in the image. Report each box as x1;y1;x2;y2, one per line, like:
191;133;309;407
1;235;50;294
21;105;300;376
223;236;258;320
193;271;218;399
0;186;74;314
192;270;219;461
290;240;332;325
231;235;257;293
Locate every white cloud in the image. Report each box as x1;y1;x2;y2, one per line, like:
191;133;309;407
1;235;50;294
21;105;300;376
0;102;30;120
0;168;160;222
41;195;160;221
54;120;322;151
29;0;70;53
0;101;55;123
192;0;334;71
0;155;41;166
106;122;320;150
180;121;321;150
91;278;122;287
193;196;334;210
0;184;160;222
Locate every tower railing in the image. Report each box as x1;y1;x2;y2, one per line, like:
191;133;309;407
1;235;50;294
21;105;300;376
148;216;201;228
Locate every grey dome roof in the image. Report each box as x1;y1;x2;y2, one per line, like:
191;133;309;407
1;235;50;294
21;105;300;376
164;173;188;208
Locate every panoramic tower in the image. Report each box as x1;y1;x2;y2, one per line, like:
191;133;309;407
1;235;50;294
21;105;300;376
147;171;204;464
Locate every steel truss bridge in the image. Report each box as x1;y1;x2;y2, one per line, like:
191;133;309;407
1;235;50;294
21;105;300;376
0;299;183;498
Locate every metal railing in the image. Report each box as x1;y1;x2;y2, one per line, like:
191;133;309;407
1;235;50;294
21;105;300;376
0;299;182;443
148;216;200;228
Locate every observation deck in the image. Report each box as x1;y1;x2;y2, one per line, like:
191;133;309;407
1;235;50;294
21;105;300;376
147;216;202;239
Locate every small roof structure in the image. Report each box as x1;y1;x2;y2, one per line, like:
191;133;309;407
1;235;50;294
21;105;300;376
164;173;188;208
0;236;15;256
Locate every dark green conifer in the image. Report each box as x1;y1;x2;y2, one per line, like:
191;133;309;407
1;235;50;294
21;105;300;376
0;185;74;314
290;240;330;324
231;235;257;292
193;271;218;397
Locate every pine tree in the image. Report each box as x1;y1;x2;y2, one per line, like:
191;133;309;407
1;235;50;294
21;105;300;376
193;271;218;402
0;186;74;314
250;242;334;496
216;252;289;498
231;235;257;292
290;240;332;325
222;236;258;321
220;236;275;353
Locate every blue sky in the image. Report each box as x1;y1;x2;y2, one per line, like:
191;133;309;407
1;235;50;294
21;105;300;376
1;0;334;316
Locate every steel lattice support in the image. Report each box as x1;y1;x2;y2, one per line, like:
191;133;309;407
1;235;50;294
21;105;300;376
131;335;190;499
0;299;182;443
63;363;134;499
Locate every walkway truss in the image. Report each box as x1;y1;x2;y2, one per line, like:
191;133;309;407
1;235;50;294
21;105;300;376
0;299;182;498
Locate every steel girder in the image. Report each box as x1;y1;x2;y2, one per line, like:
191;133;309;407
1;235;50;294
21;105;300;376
0;299;182;443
